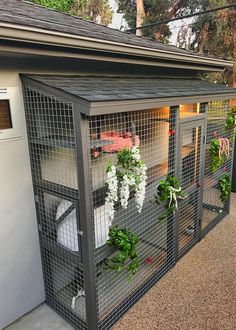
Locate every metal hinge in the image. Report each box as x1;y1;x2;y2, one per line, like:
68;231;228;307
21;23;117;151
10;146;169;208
77;230;84;236
203;136;206;144
35;194;39;203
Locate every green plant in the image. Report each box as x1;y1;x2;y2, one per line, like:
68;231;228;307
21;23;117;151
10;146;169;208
104;226;140;276
155;175;188;222
219;173;231;203
209;137;230;172
225;106;236;130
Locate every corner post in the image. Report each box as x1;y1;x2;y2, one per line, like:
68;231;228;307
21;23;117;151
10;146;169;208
74;105;98;330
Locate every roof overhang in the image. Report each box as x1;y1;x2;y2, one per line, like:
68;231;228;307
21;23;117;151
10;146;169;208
0;22;233;71
21;75;236;116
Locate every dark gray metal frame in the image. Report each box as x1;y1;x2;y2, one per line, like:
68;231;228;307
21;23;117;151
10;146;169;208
21;77;235;330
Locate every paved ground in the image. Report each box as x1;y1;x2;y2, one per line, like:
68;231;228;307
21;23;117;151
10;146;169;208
6;194;236;330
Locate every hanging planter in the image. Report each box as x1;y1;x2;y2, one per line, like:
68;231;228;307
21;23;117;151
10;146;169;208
219;173;231;203
209;136;230;172
104;226;140;276
225;106;236;130
105;146;147;223
155;175;188;222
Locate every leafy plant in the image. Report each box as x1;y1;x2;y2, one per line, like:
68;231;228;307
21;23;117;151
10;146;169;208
105;226;140;276
219;173;231;203
209;137;230;172
225;107;236;130
155;175;188;222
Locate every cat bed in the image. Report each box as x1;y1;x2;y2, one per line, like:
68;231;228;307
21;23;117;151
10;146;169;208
56;200;110;251
100;131;140;153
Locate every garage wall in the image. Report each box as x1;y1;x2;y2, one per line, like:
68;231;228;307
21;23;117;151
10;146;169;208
0;72;45;329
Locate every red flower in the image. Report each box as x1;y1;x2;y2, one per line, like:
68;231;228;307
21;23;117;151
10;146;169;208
146;257;153;265
223;167;228;172
169;129;175;136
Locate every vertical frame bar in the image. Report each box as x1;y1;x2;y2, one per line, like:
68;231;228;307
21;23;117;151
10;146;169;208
167;105;179;264
197;103;208;241
74;105;98;330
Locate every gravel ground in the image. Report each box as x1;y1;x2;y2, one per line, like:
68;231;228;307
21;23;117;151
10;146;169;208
112;193;236;330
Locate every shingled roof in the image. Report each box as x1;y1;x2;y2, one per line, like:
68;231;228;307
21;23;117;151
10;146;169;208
0;0;232;66
22;75;236;115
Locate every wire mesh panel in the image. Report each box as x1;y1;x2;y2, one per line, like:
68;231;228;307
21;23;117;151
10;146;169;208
178;122;203;255
87;107;177;327
23;84;87;329
202;100;233;233
23;85;78;197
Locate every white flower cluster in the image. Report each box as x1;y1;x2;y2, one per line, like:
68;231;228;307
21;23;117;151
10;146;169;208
105;146;147;223
134;162;147;213
105;165;118;223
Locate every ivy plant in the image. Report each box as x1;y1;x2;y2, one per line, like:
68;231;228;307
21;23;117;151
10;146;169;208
155;175;188;222
219;173;231;203
209;137;230;172
225;106;236;130
104;226;140;276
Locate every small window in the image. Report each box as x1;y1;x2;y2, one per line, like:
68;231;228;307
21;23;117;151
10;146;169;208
0;87;23;141
179;103;205;119
0;100;12;130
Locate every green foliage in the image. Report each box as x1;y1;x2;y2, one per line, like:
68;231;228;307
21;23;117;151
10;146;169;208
209;138;223;172
219;173;231;203
209;137;230;172
105;226;140;276
155;175;188;221
30;0;113;25
30;0;74;12
225;106;236;130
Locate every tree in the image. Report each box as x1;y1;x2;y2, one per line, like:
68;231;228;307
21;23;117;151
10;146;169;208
117;0;195;41
189;0;236;87
30;0;113;25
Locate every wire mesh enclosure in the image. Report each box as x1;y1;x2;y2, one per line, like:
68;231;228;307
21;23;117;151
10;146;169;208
22;80;235;330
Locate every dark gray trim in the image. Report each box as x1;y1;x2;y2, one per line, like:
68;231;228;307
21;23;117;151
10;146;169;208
198;103;208;241
74;106;99;330
89;94;236;116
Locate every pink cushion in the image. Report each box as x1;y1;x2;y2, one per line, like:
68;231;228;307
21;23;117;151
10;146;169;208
101;131;140;153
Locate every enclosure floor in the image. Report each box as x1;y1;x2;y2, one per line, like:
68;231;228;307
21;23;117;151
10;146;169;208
112;193;236;330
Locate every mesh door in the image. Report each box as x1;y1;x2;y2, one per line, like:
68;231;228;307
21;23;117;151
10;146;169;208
202;101;233;233
178;122;203;256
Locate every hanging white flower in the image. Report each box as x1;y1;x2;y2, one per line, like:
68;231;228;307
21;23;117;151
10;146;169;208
105;146;147;222
105;163;118;223
120;175;130;209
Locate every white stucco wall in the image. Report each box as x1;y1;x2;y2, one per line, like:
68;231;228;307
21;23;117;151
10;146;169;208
0;71;45;329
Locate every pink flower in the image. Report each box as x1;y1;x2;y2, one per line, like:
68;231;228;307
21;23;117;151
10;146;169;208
169;129;175;136
146;257;153;265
